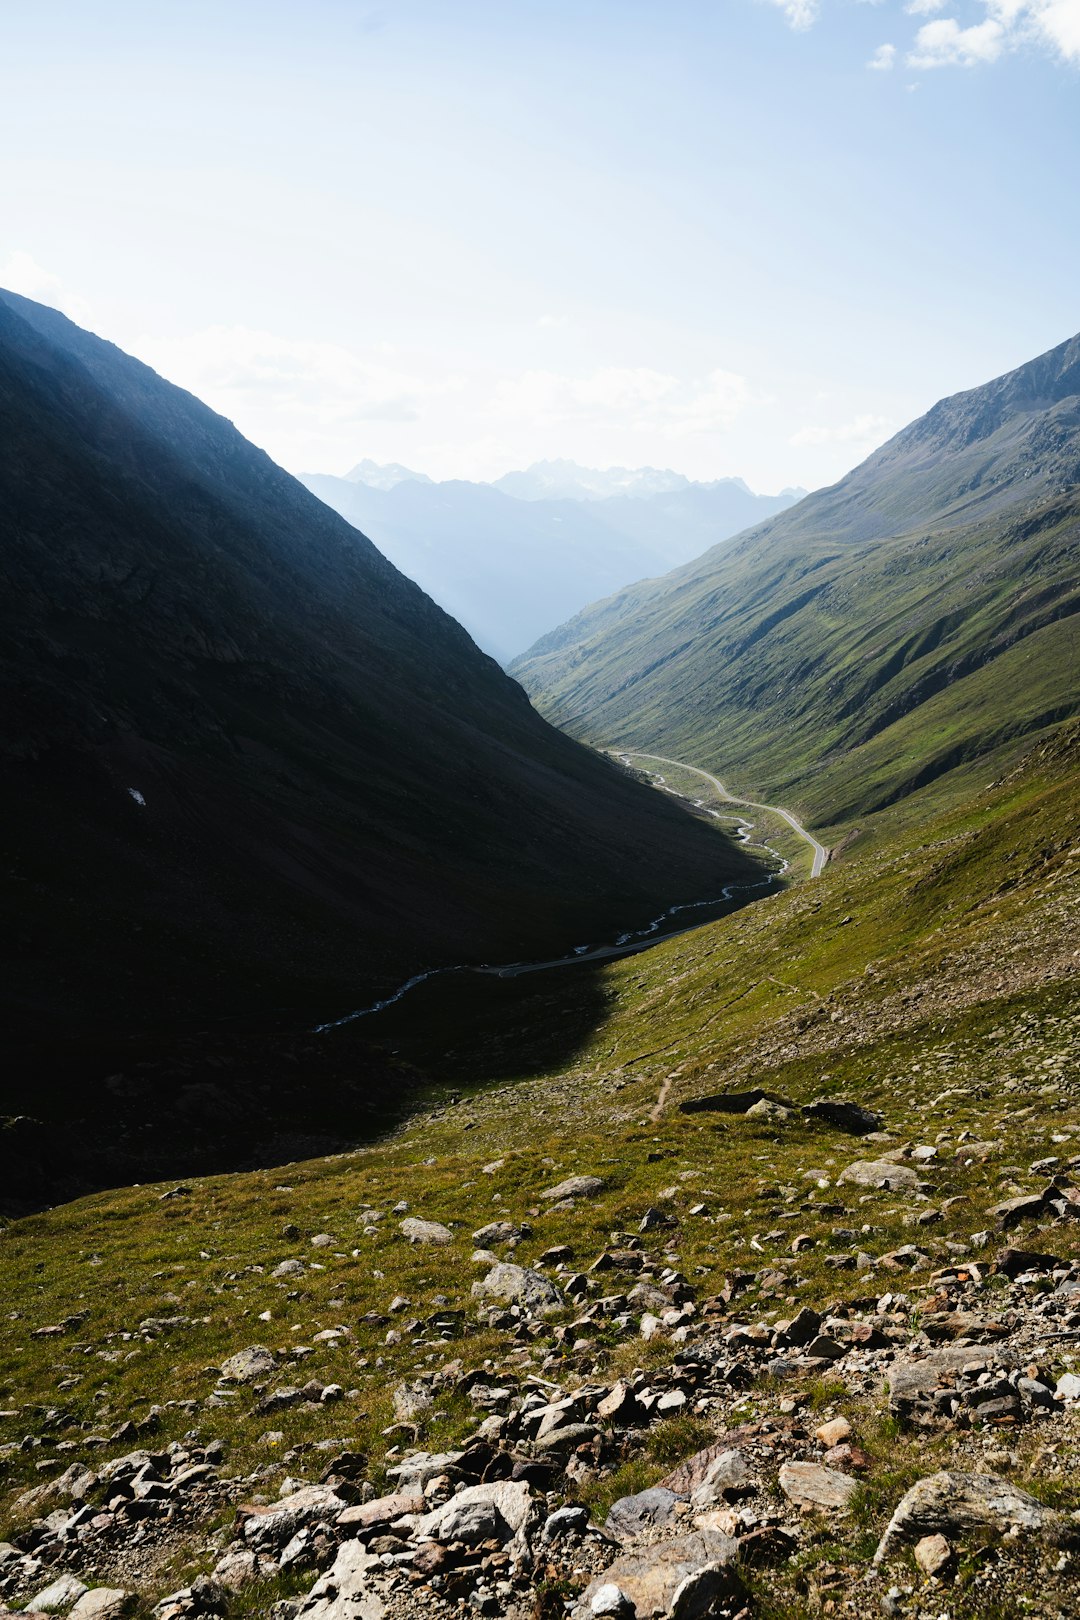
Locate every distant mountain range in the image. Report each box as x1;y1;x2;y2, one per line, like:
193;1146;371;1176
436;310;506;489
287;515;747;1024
512;333;1080;834
0;289;754;1064
300;461;804;661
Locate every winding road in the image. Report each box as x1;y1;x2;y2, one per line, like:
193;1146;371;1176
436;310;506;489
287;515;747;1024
618;750;830;879
314;747;828;1030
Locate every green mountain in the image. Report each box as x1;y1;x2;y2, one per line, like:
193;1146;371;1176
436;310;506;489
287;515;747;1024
512;333;1080;837
0;290;755;1188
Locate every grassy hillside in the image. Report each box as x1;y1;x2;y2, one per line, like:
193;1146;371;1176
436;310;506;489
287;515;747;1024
511;334;1080;841
2;723;1076;1617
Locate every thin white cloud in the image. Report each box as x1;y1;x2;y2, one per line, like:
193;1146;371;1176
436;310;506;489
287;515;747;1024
758;0;821;30
755;0;1080;66
1025;0;1080;60
790;412;893;447
908;15;1006;65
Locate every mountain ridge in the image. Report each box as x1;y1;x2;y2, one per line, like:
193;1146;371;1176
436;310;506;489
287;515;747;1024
511;331;1080;836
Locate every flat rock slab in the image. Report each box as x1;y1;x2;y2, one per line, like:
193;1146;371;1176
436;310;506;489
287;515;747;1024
604;1487;681;1542
577;1530;741;1619
30;1575;89;1613
338;1492;424;1530
399;1217;452;1244
659;1426;763;1496
240;1485;346;1550
838;1159;920;1191
297;1541;386;1619
779;1462;858;1513
472;1261;564;1313
875;1471;1080;1564
541;1175;605;1201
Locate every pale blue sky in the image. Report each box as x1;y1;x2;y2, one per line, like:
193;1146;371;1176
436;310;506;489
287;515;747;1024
2;0;1078;490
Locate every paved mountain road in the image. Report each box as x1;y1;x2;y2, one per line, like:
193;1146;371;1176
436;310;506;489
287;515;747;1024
619;750;830;879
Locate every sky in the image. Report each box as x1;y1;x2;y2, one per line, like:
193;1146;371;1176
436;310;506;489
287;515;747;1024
2;0;1078;493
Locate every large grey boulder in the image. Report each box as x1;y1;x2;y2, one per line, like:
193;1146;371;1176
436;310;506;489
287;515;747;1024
471;1261;564;1313
399;1217;452;1244
69;1594;137;1620
803;1098;882;1135
542;1174;605;1201
688;1449;754;1507
838;1159;920;1191
219;1344;277;1382
416;1480;536;1551
296;1541;385;1618
874;1471;1080;1564
29;1575;89;1614
604;1487;681;1542
240;1485;346;1551
577;1531;742;1619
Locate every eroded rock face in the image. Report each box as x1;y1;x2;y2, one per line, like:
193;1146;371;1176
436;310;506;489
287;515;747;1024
577;1531;742;1619
874;1471;1080;1564
471;1261;564;1313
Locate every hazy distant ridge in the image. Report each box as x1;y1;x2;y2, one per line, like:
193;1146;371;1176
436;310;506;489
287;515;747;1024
301;459;804;660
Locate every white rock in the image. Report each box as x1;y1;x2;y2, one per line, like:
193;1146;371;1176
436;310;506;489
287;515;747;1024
30;1574;89;1614
400;1217;452;1244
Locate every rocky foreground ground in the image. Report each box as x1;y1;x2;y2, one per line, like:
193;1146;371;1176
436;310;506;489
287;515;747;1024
5;1145;1080;1620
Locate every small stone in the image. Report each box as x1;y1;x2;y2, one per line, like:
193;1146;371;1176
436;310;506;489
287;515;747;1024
589;1584;634;1618
914;1532;954;1577
815;1416;852;1447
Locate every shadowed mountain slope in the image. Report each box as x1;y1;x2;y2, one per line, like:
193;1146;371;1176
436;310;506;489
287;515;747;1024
0;290;755;1051
511;333;1080;833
